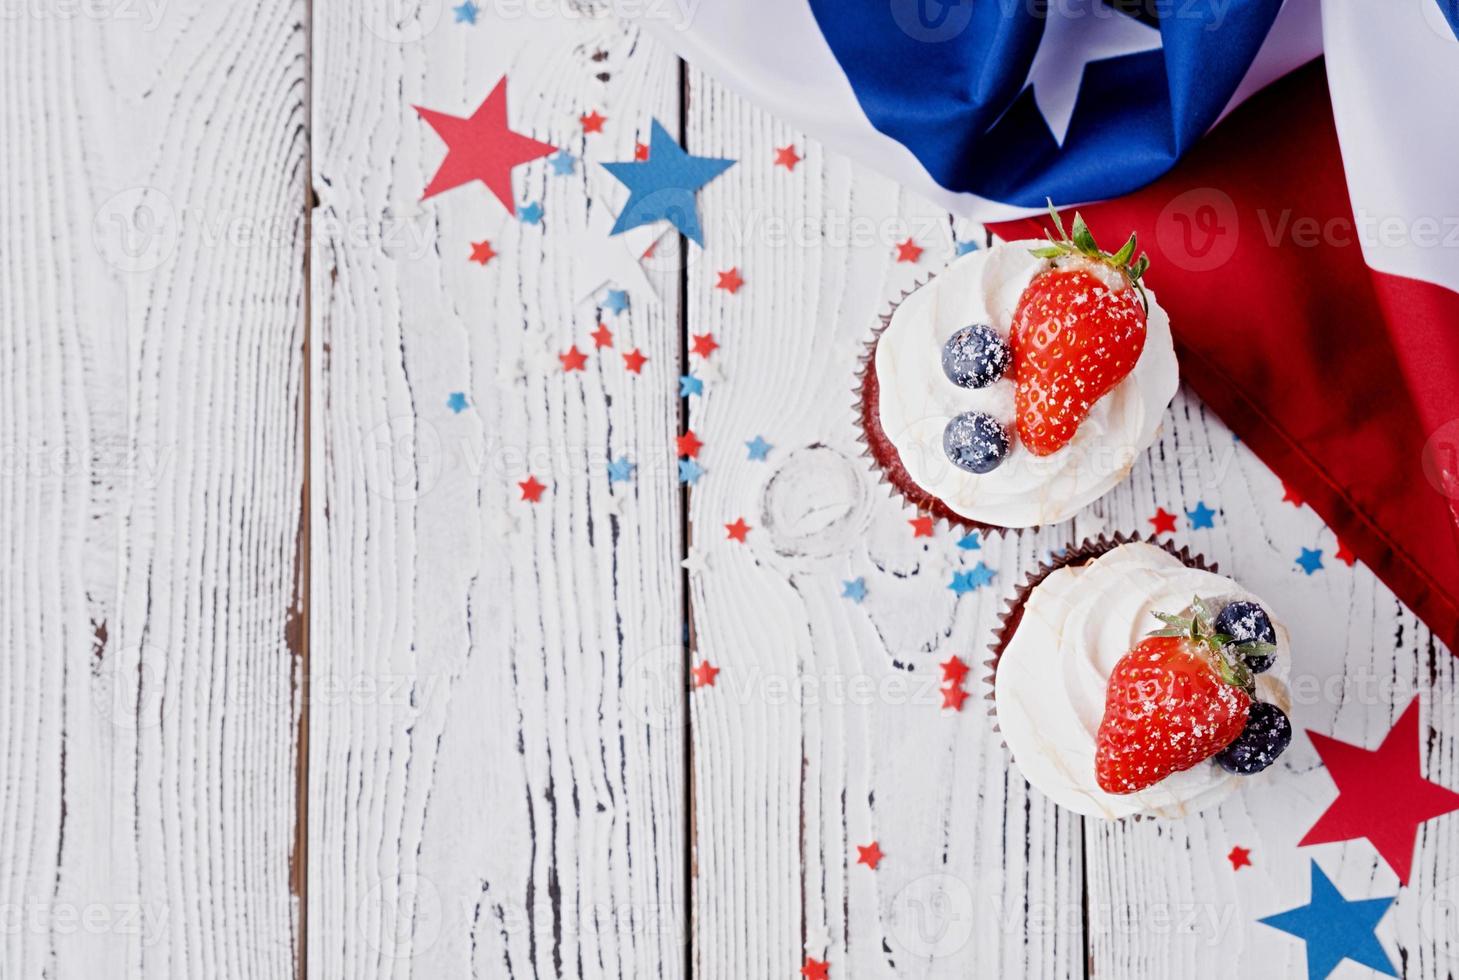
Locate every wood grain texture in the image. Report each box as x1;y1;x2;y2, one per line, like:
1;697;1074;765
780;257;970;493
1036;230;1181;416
0;1;307;977
310;11;686;977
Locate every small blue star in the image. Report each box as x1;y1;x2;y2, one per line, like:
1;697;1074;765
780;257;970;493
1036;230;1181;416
954;239;979;256
446;392;468;413
1297;547;1325;575
949;562;996;596
602;119;736;245
745;436;772;461
679;374;703;398
519;201;543;225
1187;501;1216;529
842;578;867;603
678;459;704;485
1258;860;1396;980
602;289;629;315
549;149;576;176
957;533;981;551
452;0;478;22
607;457;635;484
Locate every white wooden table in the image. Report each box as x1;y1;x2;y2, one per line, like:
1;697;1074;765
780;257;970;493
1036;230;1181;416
4;6;1456;978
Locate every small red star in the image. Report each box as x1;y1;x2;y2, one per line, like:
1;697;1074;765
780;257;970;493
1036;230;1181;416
1300;698;1459;884
590;323;614;349
1227;846;1252;870
641;240;657;259
518;475;546;502
633;141;650;161
690;333;719;359
415;78;557;214
856;842;883;870
692;660;719;688
940;655;969;685
1149;507;1178;535
715;268;744;294
579;109;606;133
941;684;969;711
469;240;496;265
725;517;750;542
774;145;802;170
801;958;829;980
1281;481;1305;507
559;346;588;372
677;430;703;458
1335;539;1357;566
895;238;923;263
909;515;934;538
622;348;648;373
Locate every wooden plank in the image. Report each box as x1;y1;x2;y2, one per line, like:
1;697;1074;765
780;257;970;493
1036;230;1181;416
683;71;1083;979
0;1;307;977
309;12;685;977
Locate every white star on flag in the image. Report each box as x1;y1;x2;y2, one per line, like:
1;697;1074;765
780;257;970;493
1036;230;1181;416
1022;0;1162;146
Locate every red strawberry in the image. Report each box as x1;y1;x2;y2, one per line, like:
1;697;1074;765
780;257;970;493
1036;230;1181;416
1011;206;1151;456
1095;604;1253;795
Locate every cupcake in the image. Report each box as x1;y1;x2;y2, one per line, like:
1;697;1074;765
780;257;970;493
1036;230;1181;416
989;537;1293;820
857;209;1178;530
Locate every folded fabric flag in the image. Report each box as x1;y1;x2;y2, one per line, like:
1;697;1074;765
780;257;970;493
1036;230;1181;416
637;0;1459;644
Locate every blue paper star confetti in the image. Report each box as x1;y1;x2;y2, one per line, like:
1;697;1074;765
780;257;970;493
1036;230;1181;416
957;532;981;551
954;240;979;256
1258;861;1396;980
602;289;629;315
745;435;772;461
549;149;576;176
447;392;469;413
842;578;867;603
602;119;736;246
1187;501;1216;529
679;374;703;398
1297;547;1324;575
607;457;635;484
678;459;704;485
452;0;478;23
949;562;996;596
519;201;543;225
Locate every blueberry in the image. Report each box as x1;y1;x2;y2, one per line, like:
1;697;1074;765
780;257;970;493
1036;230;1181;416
941;324;1010;389
1215;702;1292;775
1214;600;1278;673
943;412;1010;474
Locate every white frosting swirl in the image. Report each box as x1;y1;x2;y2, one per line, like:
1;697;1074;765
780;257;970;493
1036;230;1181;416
994;544;1292;820
873;241;1179;527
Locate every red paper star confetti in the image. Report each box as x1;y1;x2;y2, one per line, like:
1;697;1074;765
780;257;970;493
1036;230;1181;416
623;348;648;373
579;109;606;133
801;958;829;980
940;655;970;685
1300;698;1459;884
634;141;650;161
559;346;588;372
1335;539;1356;566
1228;846;1252;870
941;684;970;711
1149;507;1178;535
715;267;744;293
725;517;750;542
895;238;923;263
677;430;703;458
856;842;884;870
591;323;614;349
909;515;934;538
774;145;802;170
641;240;658;259
518;475;546;502
415;77;557;214
690;333;719;359
692;660;720;688
469;240;496;265
1282;481;1305;507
